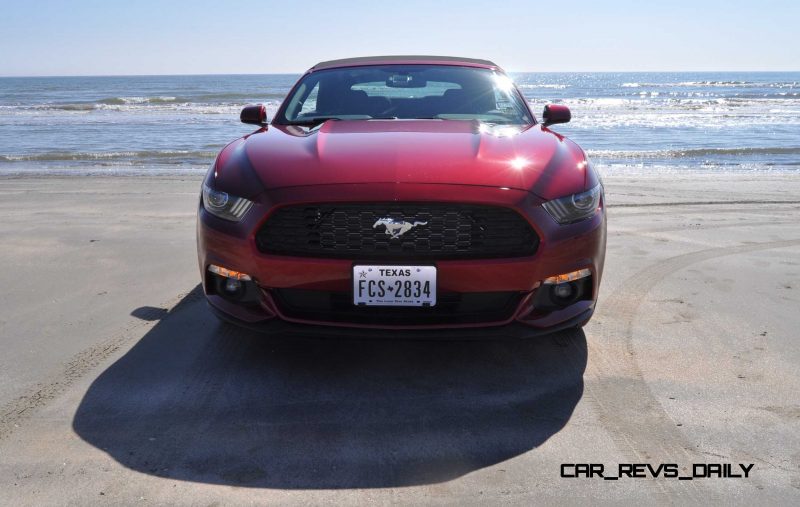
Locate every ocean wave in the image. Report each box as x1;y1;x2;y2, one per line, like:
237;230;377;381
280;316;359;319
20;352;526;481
678;80;798;88
0;150;217;163
97;96;179;105
548;96;800;111
41;103;97;111
536;92;800;103
678;81;756;87
92;103;243;114
0;166;208;176
594;162;800;176
517;84;568;89
15;96;185;109
621;81;797;89
193;92;286;101
96;93;286;104
588;147;800;159
622;81;760;87
3;100;283;115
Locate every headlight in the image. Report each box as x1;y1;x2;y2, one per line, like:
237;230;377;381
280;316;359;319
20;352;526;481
202;183;253;221
542;184;602;224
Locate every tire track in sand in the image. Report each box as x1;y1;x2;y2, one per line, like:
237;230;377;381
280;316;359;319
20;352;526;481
584;238;800;502
0;287;204;442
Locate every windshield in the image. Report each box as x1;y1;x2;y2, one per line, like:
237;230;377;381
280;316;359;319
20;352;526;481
276;65;534;126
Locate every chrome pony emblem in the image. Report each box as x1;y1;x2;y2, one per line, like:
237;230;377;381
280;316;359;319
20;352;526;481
373;218;428;239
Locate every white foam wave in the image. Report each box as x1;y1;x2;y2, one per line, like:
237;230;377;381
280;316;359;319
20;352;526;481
595;162;797;177
588;147;800;159
0;149;217;163
518;84;568;89
621;80;797;89
0;101;283;116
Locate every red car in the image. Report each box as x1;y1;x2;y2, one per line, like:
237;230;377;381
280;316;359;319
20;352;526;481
197;56;606;338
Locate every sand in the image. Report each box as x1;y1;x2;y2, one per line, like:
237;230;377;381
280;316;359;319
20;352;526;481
0;174;798;505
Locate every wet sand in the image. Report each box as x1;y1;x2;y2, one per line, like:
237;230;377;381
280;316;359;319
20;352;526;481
0;174;798;505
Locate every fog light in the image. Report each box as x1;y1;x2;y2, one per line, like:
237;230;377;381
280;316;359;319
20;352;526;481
208;264;251;281
543;268;591;285
224;278;242;293
553;283;573;299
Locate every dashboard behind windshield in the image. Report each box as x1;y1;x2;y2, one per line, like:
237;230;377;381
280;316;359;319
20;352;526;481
276;65;534;126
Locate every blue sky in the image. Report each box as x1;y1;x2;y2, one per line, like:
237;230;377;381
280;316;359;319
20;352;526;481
0;0;797;76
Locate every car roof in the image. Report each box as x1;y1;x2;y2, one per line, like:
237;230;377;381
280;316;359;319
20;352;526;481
309;55;499;72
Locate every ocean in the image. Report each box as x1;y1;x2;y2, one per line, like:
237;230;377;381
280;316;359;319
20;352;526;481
1;72;798;176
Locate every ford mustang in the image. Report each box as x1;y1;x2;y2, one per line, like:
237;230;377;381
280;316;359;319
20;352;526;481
196;56;606;338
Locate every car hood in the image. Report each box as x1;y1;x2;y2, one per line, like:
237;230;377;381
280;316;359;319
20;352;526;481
217;120;593;201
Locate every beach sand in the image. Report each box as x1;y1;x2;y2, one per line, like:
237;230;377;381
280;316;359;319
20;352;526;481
0;174;798;504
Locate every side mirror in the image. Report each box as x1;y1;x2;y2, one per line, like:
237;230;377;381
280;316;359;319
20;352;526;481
542;104;570;127
240;104;267;126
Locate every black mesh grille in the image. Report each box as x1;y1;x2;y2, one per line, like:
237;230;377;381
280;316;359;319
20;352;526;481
273;289;523;325
256;203;538;259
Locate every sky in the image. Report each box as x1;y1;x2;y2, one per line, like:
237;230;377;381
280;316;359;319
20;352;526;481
0;0;798;76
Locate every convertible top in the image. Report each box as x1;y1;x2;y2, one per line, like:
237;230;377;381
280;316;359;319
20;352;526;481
310;55;499;71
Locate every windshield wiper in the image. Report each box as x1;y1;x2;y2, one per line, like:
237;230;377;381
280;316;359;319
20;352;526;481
285;117;342;127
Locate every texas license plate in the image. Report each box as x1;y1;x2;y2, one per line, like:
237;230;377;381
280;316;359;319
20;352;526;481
353;265;437;307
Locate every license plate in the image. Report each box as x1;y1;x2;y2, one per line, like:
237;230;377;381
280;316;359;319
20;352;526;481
353;265;436;307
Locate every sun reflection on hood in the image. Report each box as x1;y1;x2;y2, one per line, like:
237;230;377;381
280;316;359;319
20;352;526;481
477;122;526;138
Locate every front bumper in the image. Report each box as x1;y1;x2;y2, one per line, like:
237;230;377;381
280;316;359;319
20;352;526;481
197;183;606;336
208;299;594;339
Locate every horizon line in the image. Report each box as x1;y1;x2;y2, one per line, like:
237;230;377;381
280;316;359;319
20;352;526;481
1;69;799;79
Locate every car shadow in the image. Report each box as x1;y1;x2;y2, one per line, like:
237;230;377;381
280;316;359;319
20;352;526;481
73;285;586;489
